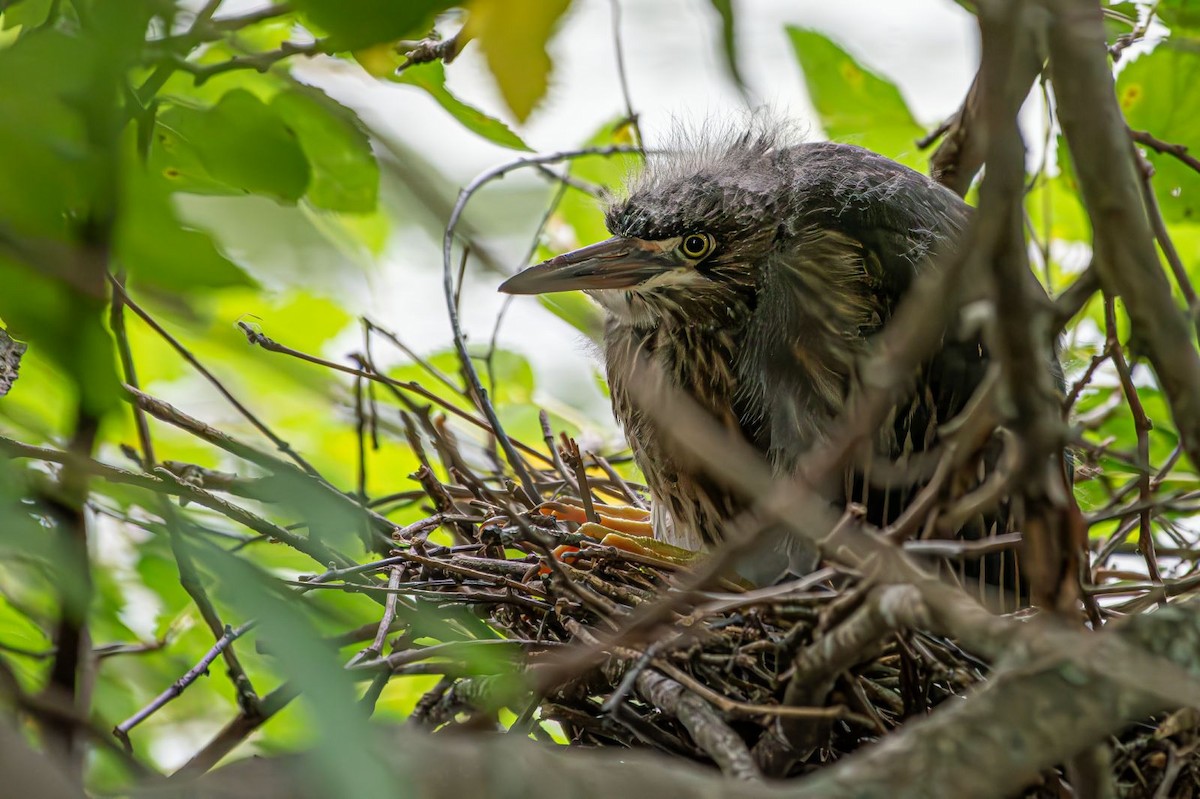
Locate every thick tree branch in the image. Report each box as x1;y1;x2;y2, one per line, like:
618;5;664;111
925;43;1043;195
131;600;1200;799
1047;0;1200;471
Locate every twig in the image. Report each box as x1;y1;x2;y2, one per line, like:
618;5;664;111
0;434;358;572
124;385;398;545
108;277;261;715
113;623;255;750
172;682;300;778
1109;2;1160;61
1133;147;1200;343
560;434;598;524
607;0;643;149
211;3;292;30
396;29;467;72
169;39;325;84
237;322;556;468
440;145;641;508
589;452;648;509
485;178;570;396
1104;295;1164;588
108;277;320;476
135;0;224;100
539;411;579;493
1129;128;1200;177
347;567;404;667
365;319;464;397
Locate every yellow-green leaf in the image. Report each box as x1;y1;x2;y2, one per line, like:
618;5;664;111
152;89;312;203
393;61;530;151
465;0;572;122
272;87;380;213
1118;39;1200;223
786;27;925;168
291;0;456;50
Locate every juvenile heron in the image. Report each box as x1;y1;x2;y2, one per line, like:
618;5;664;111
500;128;1007;582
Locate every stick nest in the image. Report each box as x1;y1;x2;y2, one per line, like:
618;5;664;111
378;475;1198;798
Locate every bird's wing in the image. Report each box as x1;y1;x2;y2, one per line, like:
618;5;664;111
739;142;981;496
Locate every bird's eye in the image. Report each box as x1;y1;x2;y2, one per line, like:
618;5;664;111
680;233;715;260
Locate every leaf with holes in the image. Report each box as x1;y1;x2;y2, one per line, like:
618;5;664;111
1118;40;1200;224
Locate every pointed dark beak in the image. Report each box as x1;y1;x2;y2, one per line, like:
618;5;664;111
498;236;670;295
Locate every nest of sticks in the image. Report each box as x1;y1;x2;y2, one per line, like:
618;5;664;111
212;320;1200;797
340;423;1200;798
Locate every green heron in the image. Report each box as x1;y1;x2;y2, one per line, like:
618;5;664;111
500;129;1007;583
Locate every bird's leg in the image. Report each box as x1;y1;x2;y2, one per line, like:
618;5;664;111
537;499;654;535
535;500;704;567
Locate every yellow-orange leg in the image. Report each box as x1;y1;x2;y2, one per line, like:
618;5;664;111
535;501;703;569
537;500;654;536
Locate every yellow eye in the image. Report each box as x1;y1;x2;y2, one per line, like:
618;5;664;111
680;232;714;260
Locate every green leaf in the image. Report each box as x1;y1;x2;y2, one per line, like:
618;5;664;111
156;42;286;108
0;345;77;439
553;119;640;249
1026;175;1091;245
1;0;53;30
0;257;121;415
465;0;572;122
152;89;311;203
1119;39;1200;223
482;349;534;405
291;0;456;50
272;87;380;213
115;157;254;291
392;61;530;151
0;30;96;239
708;0;744;90
1159;0;1200;36
134;550;193;635
0;593;50;658
528;120;635;346
0;462;49;567
786;27;925;168
1026;137;1092;244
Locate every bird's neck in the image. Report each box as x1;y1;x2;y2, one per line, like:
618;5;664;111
604;299;757;435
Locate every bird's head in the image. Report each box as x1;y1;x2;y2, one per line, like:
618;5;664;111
499;129;796;329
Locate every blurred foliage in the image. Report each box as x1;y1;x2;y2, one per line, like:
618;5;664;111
391;61;530;150
708;0;746;93
786;27;926;169
0;0;1195;794
464;0;573;122
1158;0;1200;35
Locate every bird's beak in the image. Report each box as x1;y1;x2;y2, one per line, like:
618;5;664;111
498;236;671;295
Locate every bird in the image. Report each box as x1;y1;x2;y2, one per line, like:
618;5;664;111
499;125;1026;586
